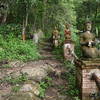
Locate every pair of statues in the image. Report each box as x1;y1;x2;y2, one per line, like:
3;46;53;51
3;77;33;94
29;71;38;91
52;24;72;48
52;24;76;62
64;21;100;60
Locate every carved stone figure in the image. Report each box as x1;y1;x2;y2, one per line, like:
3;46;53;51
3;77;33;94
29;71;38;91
64;24;71;41
63;41;75;62
52;27;60;47
32;29;44;44
63;24;77;62
80;21;99;58
33;34;39;44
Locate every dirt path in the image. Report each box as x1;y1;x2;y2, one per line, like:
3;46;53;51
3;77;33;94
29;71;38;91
0;40;72;100
39;41;72;100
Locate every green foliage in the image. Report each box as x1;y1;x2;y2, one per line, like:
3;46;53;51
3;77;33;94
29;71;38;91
0;73;28;85
1;0;78;33
0;35;40;62
0;24;41;61
63;61;80;100
75;0;100;34
52;46;64;61
74;97;80;100
12;85;21;92
0;24;22;36
39;76;52;98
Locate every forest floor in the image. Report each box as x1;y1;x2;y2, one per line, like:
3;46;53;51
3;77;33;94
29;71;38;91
0;39;72;100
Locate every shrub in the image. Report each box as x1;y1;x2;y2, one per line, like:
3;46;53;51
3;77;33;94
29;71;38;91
0;24;41;61
0;24;22;37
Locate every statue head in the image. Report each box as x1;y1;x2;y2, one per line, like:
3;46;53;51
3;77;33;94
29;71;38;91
65;23;70;29
85;21;92;31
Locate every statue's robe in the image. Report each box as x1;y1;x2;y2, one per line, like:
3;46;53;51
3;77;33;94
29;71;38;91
80;31;99;58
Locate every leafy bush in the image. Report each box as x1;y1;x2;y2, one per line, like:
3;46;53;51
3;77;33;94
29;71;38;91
0;24;41;61
63;61;80;100
39;76;52;98
0;24;22;37
71;27;82;58
0;73;28;85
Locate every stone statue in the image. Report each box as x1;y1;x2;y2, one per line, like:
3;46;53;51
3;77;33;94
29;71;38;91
80;21;99;58
52;27;60;47
64;24;71;41
32;29;44;44
63;24;77;62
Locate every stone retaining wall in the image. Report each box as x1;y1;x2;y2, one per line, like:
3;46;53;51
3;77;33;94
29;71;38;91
75;59;100;100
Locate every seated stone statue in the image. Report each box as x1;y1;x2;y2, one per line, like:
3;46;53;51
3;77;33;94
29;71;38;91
52;27;60;47
80;21;99;58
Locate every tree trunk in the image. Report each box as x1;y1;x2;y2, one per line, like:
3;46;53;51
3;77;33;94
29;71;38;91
22;12;29;41
42;0;47;32
1;4;8;24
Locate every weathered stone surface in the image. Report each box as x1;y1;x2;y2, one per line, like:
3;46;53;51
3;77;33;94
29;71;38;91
20;83;40;96
20;84;33;92
0;94;3;100
21;67;48;81
6;92;40;100
9;61;25;68
32;84;40;96
76;59;100;100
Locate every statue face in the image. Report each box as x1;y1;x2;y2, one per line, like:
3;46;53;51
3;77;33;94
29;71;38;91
65;24;69;29
86;23;92;31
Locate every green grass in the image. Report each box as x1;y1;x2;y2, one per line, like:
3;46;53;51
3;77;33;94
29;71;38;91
0;24;41;62
0;35;41;61
0;73;28;85
12;85;21;92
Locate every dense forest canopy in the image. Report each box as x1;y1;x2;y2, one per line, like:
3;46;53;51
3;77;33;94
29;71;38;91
0;0;100;35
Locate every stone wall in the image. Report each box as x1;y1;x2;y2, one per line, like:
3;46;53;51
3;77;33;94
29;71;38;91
76;59;100;100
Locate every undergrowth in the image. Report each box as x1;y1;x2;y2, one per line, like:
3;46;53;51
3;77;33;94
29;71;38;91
0;73;28;85
52;46;64;61
51;28;81;100
39;76;53;98
0;24;41;61
63;61;80;100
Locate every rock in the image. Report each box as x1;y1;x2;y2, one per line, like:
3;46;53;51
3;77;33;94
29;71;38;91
20;83;40;96
0;94;3;100
9;61;24;68
21;67;48;81
20;84;33;92
6;92;40;100
32;84;40;96
11;71;21;78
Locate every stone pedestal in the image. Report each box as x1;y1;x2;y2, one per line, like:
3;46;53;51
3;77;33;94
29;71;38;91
75;59;100;100
63;43;74;62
